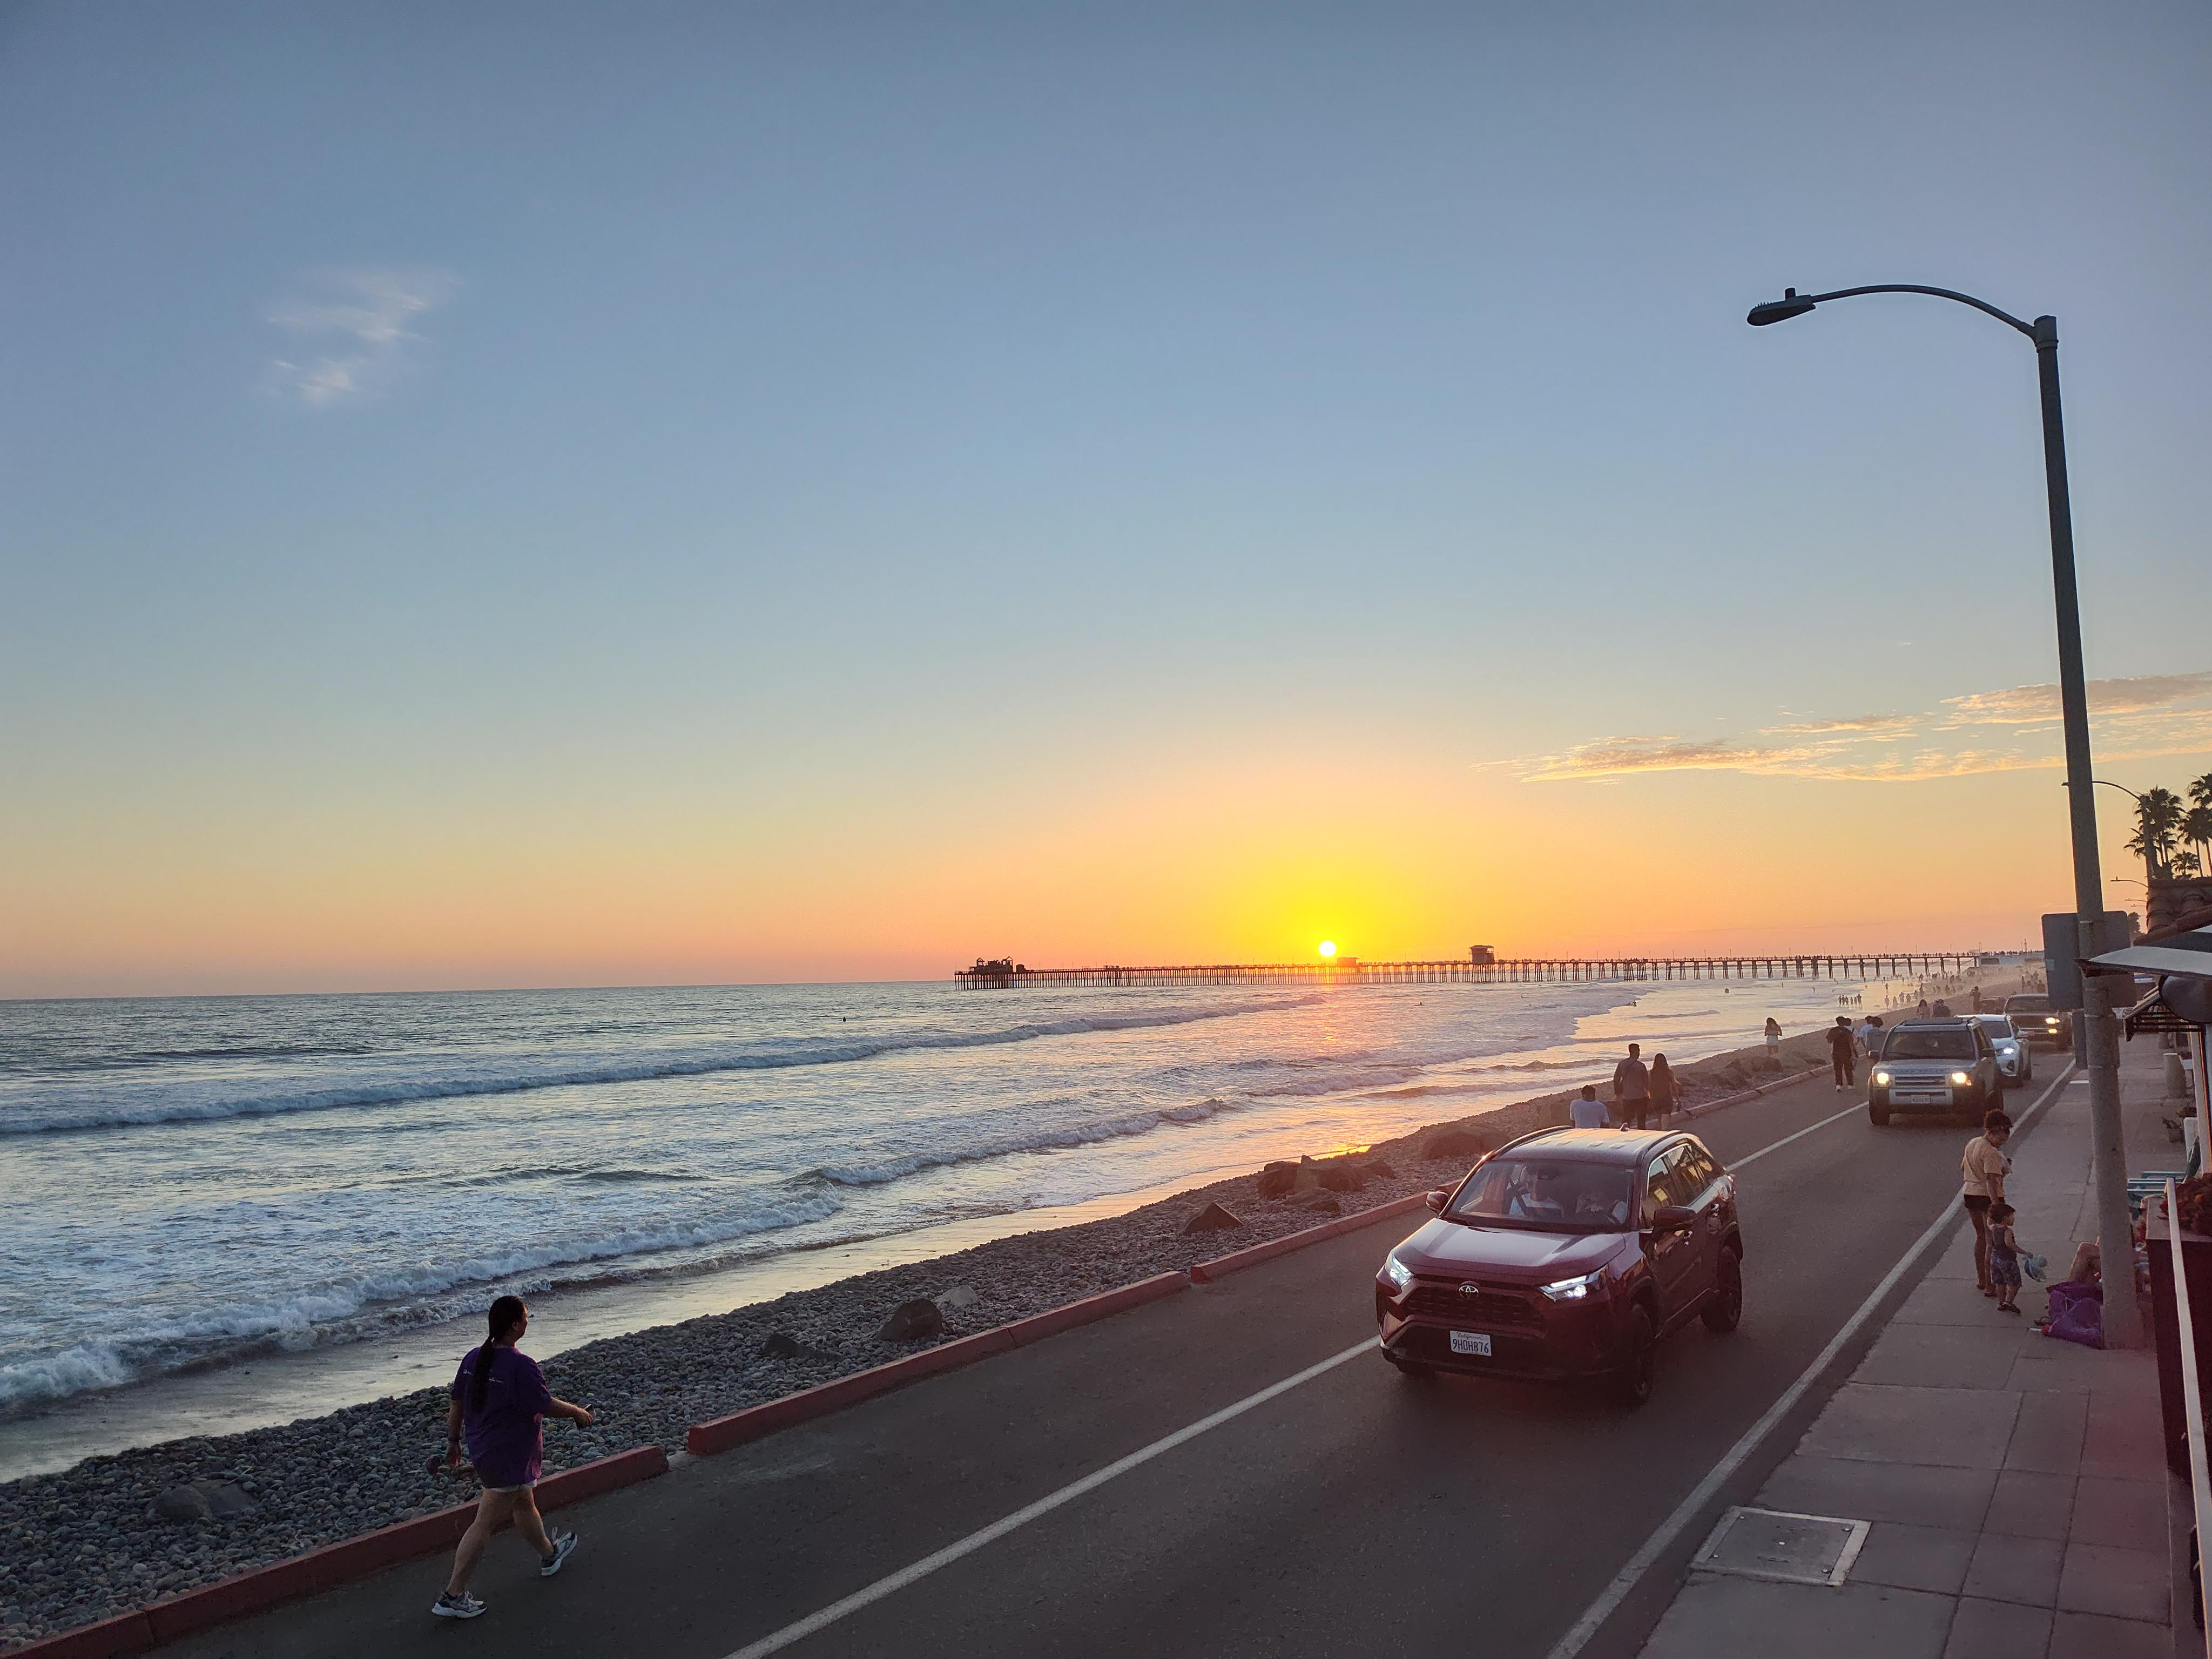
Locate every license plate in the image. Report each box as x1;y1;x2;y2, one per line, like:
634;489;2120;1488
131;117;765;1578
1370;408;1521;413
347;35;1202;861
1449;1331;1493;1357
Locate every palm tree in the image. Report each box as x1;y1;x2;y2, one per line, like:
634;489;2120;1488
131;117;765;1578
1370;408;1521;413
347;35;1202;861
2128;786;2185;881
2182;800;2212;878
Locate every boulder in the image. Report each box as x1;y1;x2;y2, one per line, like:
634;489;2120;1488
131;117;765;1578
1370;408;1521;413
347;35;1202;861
935;1283;980;1311
875;1299;945;1343
1301;1195;1344;1216
759;1331;837;1363
1362;1159;1397;1181
1423;1128;1488;1161
1255;1161;1299;1198
152;1480;257;1523
1314;1163;1366;1192
1182;1201;1245;1235
1292;1162;1323;1195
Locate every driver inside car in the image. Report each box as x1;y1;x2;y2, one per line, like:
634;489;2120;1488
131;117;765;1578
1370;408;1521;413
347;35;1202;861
1509;1165;1569;1219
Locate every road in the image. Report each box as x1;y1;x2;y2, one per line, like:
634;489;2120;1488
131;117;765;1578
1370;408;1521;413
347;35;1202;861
159;1064;2065;1659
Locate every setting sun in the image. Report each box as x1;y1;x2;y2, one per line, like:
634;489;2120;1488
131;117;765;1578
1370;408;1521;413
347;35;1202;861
1318;940;1337;958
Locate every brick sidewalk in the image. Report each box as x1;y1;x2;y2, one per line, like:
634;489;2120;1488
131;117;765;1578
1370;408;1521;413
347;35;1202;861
1637;1046;2178;1659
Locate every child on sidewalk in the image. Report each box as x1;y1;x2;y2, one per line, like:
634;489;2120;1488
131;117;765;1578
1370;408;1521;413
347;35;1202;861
1986;1202;2028;1314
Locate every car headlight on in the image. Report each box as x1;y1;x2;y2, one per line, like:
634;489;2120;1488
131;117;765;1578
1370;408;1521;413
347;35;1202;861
1951;1071;1972;1086
1998;1042;2018;1057
1540;1267;1605;1301
1872;1070;1891;1086
1381;1253;1415;1294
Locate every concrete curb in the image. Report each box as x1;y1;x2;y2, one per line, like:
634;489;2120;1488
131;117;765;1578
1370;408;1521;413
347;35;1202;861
685;1271;1191;1457
5;1447;670;1659
1189;1192;1429;1284
1679;1064;1829;1121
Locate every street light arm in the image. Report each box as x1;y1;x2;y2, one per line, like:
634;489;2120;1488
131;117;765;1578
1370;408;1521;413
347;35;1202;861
1802;285;2037;338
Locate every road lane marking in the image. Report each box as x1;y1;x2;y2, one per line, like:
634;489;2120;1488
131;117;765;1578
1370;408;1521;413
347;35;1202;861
1542;1060;2078;1659
1723;1099;1867;1171
720;1339;1374;1658
720;1082;2050;1657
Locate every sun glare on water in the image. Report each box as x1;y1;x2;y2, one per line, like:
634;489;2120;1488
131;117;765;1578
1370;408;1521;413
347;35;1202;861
1318;940;1337;959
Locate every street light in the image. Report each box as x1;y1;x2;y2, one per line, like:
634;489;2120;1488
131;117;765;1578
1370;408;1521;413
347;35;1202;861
2066;778;2171;879
1746;281;2140;1346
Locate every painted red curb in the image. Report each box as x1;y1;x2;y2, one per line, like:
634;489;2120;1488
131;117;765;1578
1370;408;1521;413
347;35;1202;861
5;1447;670;1659
1189;1191;1428;1284
686;1271;1191;1457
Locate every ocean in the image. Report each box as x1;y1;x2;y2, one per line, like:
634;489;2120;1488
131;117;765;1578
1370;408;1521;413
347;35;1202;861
0;974;1881;1428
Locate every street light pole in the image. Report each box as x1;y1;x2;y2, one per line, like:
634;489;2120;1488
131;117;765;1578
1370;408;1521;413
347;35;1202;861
1748;285;2140;1346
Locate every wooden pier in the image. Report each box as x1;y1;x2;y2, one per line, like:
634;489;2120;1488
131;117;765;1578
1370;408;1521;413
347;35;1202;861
954;952;1985;989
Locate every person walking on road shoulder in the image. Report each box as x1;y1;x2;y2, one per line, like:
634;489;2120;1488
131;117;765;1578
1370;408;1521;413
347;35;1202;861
1960;1110;2014;1298
1569;1084;1609;1129
1613;1043;1651;1130
1826;1016;1858;1091
1648;1054;1678;1125
1763;1017;1782;1065
434;1296;595;1621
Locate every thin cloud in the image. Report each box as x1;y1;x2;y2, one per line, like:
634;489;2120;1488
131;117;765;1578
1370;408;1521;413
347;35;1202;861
265;268;460;406
1505;670;2212;784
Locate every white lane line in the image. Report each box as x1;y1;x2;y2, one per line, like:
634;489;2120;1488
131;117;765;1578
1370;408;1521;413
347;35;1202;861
1542;1060;2078;1659
719;1080;2054;1659
720;1339;1375;1658
1724;1099;1866;1171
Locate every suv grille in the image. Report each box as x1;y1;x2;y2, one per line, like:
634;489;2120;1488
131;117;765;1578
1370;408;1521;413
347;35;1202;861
1405;1282;1543;1328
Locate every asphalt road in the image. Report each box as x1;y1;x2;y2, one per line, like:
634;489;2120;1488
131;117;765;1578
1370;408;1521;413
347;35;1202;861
158;1064;2061;1659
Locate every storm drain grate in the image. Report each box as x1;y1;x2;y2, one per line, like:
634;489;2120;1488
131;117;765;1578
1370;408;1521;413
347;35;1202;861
1690;1506;1871;1586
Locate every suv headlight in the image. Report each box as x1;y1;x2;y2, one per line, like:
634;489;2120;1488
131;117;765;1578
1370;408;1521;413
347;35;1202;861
1541;1268;1605;1301
1381;1253;1414;1294
1871;1069;1890;1087
1950;1071;1972;1086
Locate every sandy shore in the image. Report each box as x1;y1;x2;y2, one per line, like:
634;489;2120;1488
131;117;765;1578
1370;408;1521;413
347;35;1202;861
0;989;2005;1649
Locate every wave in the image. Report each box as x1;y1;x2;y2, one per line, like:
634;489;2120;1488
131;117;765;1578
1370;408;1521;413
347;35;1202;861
0;998;1320;1137
803;1096;1240;1188
0;1189;842;1414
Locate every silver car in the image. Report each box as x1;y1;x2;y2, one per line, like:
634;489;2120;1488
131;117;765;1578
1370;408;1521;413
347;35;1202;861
1869;1019;2006;1125
1969;1014;2032;1090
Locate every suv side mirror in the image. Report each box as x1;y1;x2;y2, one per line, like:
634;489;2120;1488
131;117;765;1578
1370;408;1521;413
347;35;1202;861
1425;1188;1450;1213
1647;1204;1696;1233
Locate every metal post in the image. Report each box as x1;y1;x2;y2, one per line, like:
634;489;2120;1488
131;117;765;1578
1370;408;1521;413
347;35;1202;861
2036;315;2139;1347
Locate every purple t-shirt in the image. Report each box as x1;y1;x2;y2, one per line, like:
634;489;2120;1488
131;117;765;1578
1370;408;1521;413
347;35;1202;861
451;1345;554;1488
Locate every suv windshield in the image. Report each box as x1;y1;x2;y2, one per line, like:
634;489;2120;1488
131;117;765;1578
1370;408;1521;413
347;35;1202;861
2006;996;2051;1014
1448;1156;1634;1232
1883;1028;1977;1060
1972;1016;2013;1037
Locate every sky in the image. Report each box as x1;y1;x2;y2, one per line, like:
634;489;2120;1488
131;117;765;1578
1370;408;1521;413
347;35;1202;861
3;2;2209;997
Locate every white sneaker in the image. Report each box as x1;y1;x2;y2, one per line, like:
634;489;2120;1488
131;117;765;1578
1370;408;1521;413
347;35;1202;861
540;1532;579;1577
432;1592;485;1620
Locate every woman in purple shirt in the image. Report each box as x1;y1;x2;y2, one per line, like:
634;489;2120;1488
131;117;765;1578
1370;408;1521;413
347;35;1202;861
433;1296;596;1621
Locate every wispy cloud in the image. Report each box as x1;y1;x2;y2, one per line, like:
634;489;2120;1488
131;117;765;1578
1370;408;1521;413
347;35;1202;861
265;268;460;407
1503;671;2212;785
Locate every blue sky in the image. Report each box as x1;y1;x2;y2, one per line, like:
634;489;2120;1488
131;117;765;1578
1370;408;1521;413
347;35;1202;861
3;3;2209;994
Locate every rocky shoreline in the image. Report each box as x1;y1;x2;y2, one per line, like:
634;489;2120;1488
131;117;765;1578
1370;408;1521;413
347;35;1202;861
0;1023;1852;1649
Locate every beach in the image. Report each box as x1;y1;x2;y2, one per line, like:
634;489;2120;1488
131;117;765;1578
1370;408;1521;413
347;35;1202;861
0;983;2008;1650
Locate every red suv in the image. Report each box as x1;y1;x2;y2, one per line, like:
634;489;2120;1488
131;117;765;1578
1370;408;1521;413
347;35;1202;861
1374;1128;1743;1406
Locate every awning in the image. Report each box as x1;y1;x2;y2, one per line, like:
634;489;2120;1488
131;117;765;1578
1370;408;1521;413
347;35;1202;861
2085;925;2212;983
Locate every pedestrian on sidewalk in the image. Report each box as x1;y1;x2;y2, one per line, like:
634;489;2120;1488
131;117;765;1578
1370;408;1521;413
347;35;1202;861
1648;1054;1678;1125
1959;1109;2014;1298
1569;1084;1609;1129
434;1296;595;1622
1986;1202;2027;1313
1826;1016;1858;1091
1613;1043;1651;1130
1763;1017;1782;1064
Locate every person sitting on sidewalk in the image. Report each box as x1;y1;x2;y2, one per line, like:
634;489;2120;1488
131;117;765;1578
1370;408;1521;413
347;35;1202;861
1986;1202;2028;1313
1569;1085;1609;1129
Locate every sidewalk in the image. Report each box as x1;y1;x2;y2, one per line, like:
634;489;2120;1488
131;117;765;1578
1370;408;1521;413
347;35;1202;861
1638;1044;2180;1659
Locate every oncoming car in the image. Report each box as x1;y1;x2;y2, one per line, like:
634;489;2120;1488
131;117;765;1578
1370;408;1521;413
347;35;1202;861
1869;1018;2005;1125
1969;1014;2032;1090
1374;1128;1742;1408
2002;993;2071;1052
